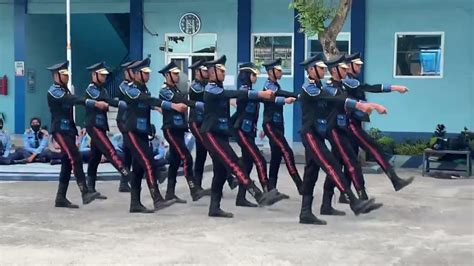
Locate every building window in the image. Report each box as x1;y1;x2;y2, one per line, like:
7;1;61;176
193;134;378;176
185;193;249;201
164;33;217;83
192;34;217;53
252;34;293;76
164;33;217;54
394;32;444;78
306;32;351;58
306;32;350;77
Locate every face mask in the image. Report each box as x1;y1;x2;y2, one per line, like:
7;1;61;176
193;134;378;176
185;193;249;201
31;125;41;132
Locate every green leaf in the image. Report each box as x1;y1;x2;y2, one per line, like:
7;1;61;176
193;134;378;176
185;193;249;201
289;0;336;35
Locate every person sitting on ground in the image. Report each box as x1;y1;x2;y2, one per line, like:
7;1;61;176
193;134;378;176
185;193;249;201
45;136;63;165
77;127;104;163
0;118;28;165
111;131;127;162
22;117;50;163
148;124;167;165
149;124;168;184
164;131;196;164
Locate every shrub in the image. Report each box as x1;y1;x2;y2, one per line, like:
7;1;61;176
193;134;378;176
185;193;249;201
394;140;429;155
377;136;396;154
367;128;382;140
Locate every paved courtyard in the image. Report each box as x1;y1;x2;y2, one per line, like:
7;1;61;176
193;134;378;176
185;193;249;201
0;167;473;265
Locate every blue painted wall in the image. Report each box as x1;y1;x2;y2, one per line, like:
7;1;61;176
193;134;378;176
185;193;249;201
0;0;15;132
27;0;129;14
70;14;129;127
143;0;238;130
3;0;471;140
252;0;351;143
25;15;65;130
365;0;473;135
252;0;296;142
24;13;128;129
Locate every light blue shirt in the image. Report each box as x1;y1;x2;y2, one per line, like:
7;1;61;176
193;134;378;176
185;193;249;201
0;130;12;157
150;138;166;160
78;134;91;152
23;129;49;154
111;133;124;152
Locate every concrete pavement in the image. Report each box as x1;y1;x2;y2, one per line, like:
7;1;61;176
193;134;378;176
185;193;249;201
0;167;473;265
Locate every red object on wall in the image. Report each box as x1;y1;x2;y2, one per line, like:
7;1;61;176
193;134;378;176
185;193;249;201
0;75;7;95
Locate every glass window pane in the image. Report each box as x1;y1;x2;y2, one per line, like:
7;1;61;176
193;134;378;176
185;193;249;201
167;35;191;53
307;34;350;58
253;35;292;75
192;34;217;53
395;34;443;77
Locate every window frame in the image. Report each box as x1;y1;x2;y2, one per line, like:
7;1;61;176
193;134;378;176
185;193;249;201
305;32;351;78
393;31;445;79
250;33;295;78
305;32;351;58
164;33;217;79
164;33;217;57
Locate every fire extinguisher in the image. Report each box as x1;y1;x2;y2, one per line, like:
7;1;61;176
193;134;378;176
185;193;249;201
0;75;7;95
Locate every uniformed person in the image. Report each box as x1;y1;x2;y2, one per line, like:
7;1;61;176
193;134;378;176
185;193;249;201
115;60;137;191
339;52;414;199
298;54;383;224
232;62;289;207
0;118;28;165
261;58;302;196
315;55;377;212
46;61;108;208
83;61;135;200
201;55;286;218
158;61;210;203
322;54;413;206
188;59;210;189
22;117;50;163
122;58;187;213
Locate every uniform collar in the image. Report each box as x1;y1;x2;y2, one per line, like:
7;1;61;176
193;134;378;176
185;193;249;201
53;83;66;89
91;82;103;88
195;79;207;86
267;78;279;85
329;78;342;87
347;73;356;79
134;81;148;92
164;82;177;89
209;80;223;87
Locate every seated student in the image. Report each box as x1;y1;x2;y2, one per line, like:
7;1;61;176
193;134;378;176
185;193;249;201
150;135;167;167
78;128;107;164
149;124;168;184
0;118;28;165
164;132;196;164
112;126;169;184
112;130;167;164
111;132;127;162
22;117;50;163
45;137;63;165
77;127;92;163
148;124;167;165
185;132;195;153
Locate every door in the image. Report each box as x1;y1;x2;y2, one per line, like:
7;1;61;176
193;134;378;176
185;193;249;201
190;55;215;80
168;56;190;93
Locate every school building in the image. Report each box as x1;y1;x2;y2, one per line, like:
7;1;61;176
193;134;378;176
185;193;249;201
0;0;472;143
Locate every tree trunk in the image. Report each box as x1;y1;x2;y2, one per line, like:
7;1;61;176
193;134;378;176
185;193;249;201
319;0;352;58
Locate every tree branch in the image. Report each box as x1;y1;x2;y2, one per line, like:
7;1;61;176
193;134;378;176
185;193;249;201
326;0;352;39
320;0;352;57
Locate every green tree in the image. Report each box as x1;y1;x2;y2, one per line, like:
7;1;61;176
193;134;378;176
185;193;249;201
290;0;352;58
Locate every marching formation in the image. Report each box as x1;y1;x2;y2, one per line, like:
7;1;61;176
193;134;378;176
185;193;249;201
46;51;414;225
